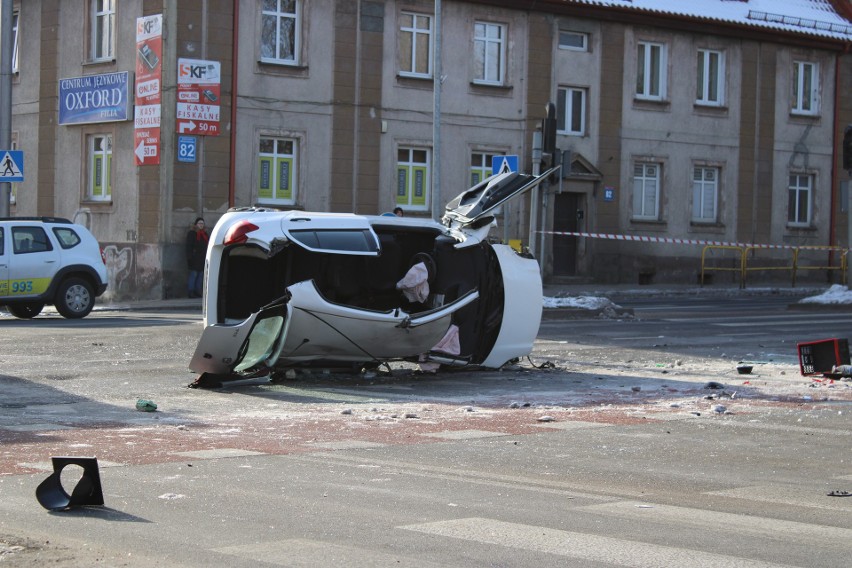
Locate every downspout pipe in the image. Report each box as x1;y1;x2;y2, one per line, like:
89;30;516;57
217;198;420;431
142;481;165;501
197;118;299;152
228;0;240;208
829;42;850;271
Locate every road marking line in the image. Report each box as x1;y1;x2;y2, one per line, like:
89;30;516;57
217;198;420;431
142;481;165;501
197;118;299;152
296;453;646;499
308;440;387;450
534;420;611;430
171;448;267;459
579;501;852;545
419;429;511;440
214;538;449;567
401;517;798;567
707;485;852;512
18;459;124;471
3;423;73;432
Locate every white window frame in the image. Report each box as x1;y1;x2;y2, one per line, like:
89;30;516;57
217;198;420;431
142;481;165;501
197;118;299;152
11;10;19;73
396;147;431;210
470;151;499;186
692;166;719;223
557;86;586;136
696;49;725;106
558;30;588;52
473;21;505;85
632;163;660;220
787;173;813;227
260;0;301;66
257;136;298;205
399;12;432;78
90;0;116;62
636;41;667;101
87;134;112;202
792;61;819;116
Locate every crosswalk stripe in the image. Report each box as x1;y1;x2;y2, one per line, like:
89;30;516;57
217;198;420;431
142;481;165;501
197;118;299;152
708;485;852;512
579;501;852;545
402;517;800;567
214;538;449;567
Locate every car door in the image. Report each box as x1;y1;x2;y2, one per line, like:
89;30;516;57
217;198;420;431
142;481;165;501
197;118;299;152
190;281;480;376
442;166;559;245
8;225;61;299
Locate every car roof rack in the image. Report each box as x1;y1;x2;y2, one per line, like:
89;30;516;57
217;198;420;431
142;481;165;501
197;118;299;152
0;216;73;223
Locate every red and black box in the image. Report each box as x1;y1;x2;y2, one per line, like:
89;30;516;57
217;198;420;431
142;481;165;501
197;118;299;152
797;338;850;376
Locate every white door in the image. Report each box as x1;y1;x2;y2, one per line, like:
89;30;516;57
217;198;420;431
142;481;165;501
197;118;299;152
7;225;61;299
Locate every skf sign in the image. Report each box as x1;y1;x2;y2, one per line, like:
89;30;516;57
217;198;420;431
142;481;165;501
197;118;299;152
178;61;220;84
177;58;221;136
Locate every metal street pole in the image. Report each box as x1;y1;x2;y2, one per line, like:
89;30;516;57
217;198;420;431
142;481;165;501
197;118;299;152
0;0;13;217
529;130;542;257
431;0;442;221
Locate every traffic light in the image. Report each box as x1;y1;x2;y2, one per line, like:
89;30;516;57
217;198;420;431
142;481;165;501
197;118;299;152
844;125;852;171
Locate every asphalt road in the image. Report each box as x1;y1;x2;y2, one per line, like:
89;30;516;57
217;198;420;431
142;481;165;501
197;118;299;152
0;295;850;567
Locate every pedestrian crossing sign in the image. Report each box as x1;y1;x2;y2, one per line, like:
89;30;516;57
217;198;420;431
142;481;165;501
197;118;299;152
492;155;518;176
0;151;23;182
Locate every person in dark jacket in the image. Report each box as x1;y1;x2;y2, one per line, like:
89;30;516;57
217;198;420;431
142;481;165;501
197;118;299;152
185;217;209;298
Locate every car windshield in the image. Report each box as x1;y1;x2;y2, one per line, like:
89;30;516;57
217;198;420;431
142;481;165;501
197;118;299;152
233;313;286;372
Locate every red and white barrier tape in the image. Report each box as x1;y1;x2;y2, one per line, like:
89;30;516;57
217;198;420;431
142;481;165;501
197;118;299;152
541;230;847;251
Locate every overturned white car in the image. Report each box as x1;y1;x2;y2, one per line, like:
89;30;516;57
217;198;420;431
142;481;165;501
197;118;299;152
189;168;554;386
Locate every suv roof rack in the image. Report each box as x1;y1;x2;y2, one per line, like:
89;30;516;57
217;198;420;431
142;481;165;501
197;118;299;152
0;216;73;223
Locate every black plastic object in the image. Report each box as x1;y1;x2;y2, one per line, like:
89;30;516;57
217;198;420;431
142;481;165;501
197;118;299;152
35;457;104;511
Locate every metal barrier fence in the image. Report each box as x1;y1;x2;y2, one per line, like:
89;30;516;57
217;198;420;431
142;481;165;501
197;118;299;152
540;230;849;288
700;245;848;288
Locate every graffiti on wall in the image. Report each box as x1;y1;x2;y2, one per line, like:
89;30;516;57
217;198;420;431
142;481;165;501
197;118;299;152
103;244;134;298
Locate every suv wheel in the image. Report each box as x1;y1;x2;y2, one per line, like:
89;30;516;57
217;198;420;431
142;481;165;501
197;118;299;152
7;302;45;319
55;278;95;319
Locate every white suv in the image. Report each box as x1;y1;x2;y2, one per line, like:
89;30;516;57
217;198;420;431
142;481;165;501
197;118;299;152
0;217;108;319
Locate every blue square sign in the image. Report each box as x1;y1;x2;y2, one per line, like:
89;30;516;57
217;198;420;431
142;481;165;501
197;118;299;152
0;150;24;182
177;136;197;163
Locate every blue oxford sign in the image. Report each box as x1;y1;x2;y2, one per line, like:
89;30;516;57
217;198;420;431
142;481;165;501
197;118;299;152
0;151;24;182
492;155;519;175
177;136;197;163
59;72;130;125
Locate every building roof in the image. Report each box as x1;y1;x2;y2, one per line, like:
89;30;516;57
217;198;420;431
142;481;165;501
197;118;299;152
564;0;852;40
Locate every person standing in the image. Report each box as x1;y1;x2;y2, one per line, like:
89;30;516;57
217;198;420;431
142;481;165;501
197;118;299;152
185;217;209;298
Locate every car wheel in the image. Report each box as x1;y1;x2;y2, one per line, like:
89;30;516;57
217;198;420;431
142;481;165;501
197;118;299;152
55;277;95;319
7;302;45;319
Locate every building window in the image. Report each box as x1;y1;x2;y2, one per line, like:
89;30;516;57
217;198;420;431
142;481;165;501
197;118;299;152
88;134;112;201
787;174;813;226
90;0;116;62
396;148;430;209
792;61;819;115
557;87;586;136
471;152;499;185
11;10;19;73
692;167;718;223
399;12;432;78
636;41;666;100
632;163;660;220
473;22;505;85
696;49;724;106
261;0;300;65
558;30;588;52
258;137;297;204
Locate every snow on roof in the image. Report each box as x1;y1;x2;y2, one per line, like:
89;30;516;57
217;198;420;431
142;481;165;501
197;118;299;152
568;0;852;40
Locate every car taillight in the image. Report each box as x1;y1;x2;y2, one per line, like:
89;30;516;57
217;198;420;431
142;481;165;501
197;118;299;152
224;220;259;245
100;247;107;264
